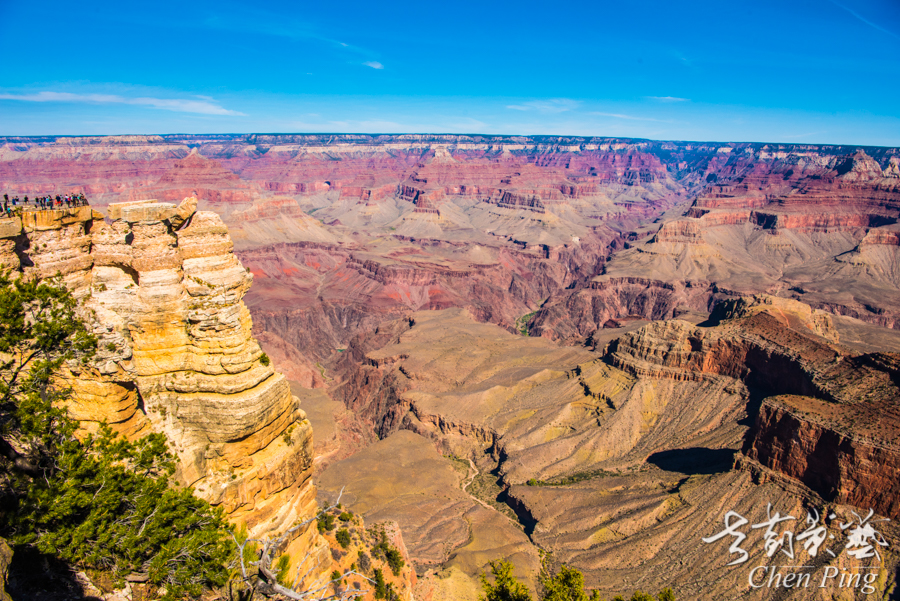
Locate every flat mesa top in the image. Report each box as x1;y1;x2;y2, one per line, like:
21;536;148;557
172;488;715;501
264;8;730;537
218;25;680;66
107;199;177;222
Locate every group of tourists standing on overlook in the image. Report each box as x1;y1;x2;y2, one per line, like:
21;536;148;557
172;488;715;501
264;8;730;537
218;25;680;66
2;193;90;216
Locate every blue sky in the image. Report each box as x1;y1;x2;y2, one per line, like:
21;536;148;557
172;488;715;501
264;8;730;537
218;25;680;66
1;0;899;144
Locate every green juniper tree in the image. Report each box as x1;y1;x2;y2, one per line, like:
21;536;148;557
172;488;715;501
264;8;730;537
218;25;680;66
540;564;601;601
372;528;404;576
480;560;534;601
480;556;676;601
0;272;233;599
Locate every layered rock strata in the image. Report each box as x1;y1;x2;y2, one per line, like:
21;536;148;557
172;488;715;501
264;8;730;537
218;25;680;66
523;148;900;340
742;394;900;520
10;135;900;373
606;295;900;519
239;232;622;366
0;201;329;573
318;297;900;598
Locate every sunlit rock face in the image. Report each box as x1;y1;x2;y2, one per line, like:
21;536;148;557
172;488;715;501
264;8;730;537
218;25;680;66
317;298;900;599
5;135;900;368
0;200;328;569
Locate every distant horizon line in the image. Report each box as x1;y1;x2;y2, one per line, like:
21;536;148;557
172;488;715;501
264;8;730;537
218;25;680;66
0;132;898;150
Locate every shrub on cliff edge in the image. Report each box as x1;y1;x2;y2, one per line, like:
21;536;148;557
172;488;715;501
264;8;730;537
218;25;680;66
0;272;233;599
371;527;404;575
479;557;676;601
481;560;533;601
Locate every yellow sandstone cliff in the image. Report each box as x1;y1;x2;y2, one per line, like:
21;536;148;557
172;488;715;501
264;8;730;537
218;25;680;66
0;199;329;579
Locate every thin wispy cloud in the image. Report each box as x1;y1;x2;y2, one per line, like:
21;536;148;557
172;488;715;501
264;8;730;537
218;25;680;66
672;51;693;67
829;1;900;40
0;91;244;115
506;99;580;113
647;96;689;103
590;112;670;123
363;61;384;70
202;12;381;63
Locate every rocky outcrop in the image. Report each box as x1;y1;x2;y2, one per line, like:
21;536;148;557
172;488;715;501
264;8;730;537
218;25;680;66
491;191;547;213
0;539;10;601
606;295;859;393
602;295;900;519
749;210;889;231
529;277;723;343
650;219;703;244
859;228;900;246
17;206;100;297
0;200;330;582
743;395;900;519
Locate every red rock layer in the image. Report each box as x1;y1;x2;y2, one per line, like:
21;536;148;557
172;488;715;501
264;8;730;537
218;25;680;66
744;395;900;519
598;295;900;519
651;219;703;243
1;136;685;218
229;196;305;221
689;150;900;233
239;232;622;363
124;150;254;205
529;277;722;343
0;136;187;198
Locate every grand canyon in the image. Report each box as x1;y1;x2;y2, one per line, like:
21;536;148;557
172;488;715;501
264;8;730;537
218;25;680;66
2;133;899;600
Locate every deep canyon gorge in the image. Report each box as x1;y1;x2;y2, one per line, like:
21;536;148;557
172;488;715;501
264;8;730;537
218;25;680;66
1;133;899;600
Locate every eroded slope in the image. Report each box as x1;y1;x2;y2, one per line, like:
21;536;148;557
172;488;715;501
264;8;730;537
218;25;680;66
317;298;900;599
